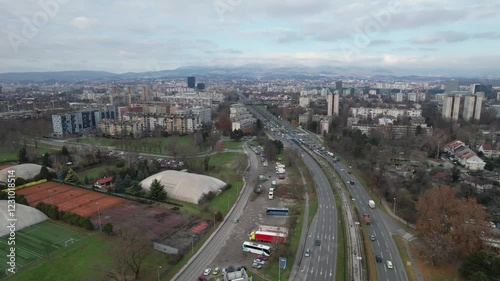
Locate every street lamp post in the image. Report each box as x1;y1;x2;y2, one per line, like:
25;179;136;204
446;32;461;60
157;265;161;281
393;197;396;217
48;190;53;205
191;235;195;254
278;257;281;281
96;202;102;233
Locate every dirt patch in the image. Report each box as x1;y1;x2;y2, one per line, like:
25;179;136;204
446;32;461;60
90;202;188;240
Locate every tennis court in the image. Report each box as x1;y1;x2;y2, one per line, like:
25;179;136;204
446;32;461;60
0;220;91;278
16;181;125;217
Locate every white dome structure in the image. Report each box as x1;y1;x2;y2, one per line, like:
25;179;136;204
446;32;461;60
139;170;227;204
0;200;48;237
0;164;55;184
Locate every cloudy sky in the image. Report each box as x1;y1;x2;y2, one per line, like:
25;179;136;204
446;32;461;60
0;0;499;76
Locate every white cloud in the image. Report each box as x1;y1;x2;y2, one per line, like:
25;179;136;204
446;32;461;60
70;17;96;29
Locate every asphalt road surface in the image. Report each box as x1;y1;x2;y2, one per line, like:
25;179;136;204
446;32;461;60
332;160;409;281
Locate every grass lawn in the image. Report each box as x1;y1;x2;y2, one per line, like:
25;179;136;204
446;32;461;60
78;163;117;180
6;234;113;281
75;136;195;155
0;145;59;164
223;140;244;150
409;242;464;281
1;220;92;280
0;146;19;162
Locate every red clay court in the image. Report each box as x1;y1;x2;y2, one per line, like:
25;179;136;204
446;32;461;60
0;164;14;171
17;181;125;217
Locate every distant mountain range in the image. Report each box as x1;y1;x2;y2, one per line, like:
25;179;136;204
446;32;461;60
0;65;498;84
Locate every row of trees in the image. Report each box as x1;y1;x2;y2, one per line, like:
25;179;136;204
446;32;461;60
36;202;94;230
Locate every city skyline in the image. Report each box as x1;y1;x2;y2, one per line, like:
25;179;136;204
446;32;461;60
1;0;499;76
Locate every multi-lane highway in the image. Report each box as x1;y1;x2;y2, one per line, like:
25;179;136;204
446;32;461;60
329;158;409;281
249;105;338;281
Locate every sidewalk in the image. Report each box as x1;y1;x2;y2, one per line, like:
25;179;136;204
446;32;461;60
380;198;416;229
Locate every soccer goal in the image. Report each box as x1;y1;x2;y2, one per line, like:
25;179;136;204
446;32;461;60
64;238;75;247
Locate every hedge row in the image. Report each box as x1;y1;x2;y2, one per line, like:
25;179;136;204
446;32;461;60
36;202;94;230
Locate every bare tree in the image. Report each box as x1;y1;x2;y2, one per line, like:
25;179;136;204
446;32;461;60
416;185;489;265
105;228;152;281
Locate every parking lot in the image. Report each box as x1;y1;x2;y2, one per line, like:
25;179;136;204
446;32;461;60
206;150;290;278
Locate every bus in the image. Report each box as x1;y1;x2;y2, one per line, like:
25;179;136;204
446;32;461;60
266;207;289;216
242;241;272;256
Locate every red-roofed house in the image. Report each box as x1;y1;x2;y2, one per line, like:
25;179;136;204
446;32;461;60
94;176;113;189
479;143;500;158
444;139;486;171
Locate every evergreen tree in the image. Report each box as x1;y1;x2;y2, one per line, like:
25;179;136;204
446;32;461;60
136;169;147;181
123;174;132;189
113;175;124;193
148;179;167;201
57;165;70;181
38;166;51;180
64;169;79;184
18;146;28;163
126;181;145;197
42;153;51;167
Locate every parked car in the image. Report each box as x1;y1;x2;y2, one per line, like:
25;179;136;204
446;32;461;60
198;275;207;281
251;263;262;269
236;265;247;271
253;259;266;265
256;255;268;261
305;248;311;257
212;267;220;275
227;265;235;272
203;268;211;276
386;260;394;269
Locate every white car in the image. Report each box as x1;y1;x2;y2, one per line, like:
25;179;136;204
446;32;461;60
203;268;211;276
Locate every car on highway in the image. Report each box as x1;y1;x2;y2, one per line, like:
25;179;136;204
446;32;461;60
349;180;355;185
386;260;394;269
304;248;311;257
203;268;211;276
212;267;220;275
375;255;383;263
370;235;376;241
315;238;321;246
252;263;262;269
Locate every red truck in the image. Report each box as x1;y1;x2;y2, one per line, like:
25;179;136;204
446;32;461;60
250;230;287;244
363;214;371;225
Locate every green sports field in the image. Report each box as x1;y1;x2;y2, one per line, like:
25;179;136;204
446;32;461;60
0;220;91;279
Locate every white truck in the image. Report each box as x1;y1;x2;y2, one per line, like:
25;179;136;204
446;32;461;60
368;200;376;209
